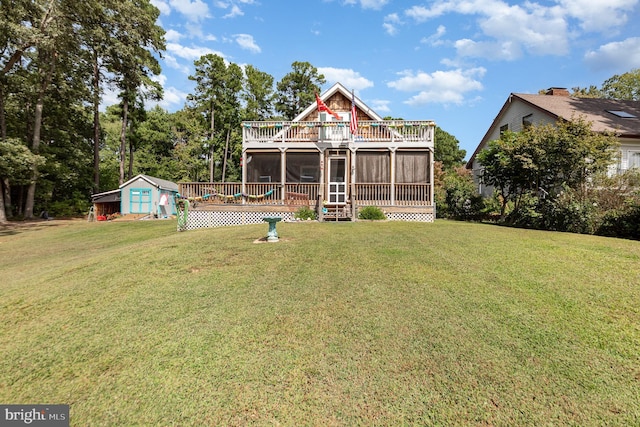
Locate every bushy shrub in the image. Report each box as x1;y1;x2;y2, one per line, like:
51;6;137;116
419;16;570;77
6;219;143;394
294;206;316;220
358;206;386;220
48;198;91;218
506;194;542;228
597;202;640;240
538;188;597;234
440;169;484;220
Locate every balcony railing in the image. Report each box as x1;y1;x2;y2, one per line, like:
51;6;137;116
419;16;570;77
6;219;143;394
179;182;432;206
243;120;435;144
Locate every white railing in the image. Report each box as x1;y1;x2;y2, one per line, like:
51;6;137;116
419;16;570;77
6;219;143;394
243;120;435;144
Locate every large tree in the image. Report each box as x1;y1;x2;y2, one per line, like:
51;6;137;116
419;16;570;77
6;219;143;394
274;61;325;120
478;118;618;219
573;68;640;101
435;126;466;170
188;54;244;181
107;0;164;185
243;65;274;121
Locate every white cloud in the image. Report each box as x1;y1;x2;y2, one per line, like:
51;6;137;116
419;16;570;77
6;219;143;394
454;38;522;61
383;13;402;36
370;99;391;113
584;37;640;71
234;34;261;53
151;0;171;15
388;68;486;105
162;55;191;74
164;29;183;43
421;25;446;46
166;42;219;60
401;0;637;61
360;0;389;9
158;86;189;109
317;67;374;91
344;0;389;9
558;0;637;32
224;5;243;18
169;0;209;22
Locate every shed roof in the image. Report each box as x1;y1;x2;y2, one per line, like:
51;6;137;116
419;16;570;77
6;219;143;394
119;174;179;192
91;189;121;203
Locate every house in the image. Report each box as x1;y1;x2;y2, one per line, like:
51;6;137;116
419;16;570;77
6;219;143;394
178;82;436;230
92;174;179;219
467;88;640;196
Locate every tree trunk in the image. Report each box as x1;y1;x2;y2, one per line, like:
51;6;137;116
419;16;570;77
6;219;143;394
24;50;56;219
3;178;12;219
0;80;6;139
92;52;101;192
119;97;128;185
24;99;45;219
0;180;7;224
222;127;230;182
128;134;134;180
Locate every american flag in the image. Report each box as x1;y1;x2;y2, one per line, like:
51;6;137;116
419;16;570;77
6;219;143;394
350;90;358;135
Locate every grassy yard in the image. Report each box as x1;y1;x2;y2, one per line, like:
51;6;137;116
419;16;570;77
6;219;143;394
0;219;639;426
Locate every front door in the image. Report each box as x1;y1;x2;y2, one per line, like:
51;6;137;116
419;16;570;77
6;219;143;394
328;157;347;204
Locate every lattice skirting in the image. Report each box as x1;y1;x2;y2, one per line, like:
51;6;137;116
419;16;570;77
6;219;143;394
183;210;295;230
385;212;434;222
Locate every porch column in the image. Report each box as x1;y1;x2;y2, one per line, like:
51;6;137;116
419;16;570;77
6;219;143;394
280;148;286;203
319;149;326;200
429;148;434;206
390;147;397;205
241;150;247;205
350;147;357;219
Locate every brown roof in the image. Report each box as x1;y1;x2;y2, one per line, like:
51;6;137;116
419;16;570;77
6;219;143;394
467;93;640;168
514;93;640;136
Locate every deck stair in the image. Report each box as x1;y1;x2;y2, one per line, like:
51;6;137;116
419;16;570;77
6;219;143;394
322;204;352;221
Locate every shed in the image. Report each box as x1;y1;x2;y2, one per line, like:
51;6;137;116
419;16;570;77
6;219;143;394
119;174;179;217
91;189;121;217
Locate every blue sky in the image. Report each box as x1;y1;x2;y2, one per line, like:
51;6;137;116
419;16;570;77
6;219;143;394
140;0;640;159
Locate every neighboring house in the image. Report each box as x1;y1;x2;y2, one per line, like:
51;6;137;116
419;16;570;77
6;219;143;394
467;87;640;196
178;82;436;229
120;174;178;216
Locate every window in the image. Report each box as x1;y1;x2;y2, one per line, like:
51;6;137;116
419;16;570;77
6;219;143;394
522;114;533;128
607;110;637;118
629;151;640;169
499;124;508;135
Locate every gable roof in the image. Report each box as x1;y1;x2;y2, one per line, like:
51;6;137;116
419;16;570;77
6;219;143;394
119;174;178;192
514;93;640;135
468;92;640;167
293;82;383;122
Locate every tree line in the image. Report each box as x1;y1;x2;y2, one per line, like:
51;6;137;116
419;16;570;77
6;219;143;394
1;1;466;222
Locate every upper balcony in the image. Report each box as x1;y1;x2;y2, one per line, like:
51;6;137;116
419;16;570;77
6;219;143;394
242;120;435;147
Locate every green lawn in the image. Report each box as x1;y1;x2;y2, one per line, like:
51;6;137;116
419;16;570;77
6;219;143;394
1;219;639;426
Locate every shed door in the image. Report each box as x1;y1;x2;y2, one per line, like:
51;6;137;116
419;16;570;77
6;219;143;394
130;188;151;213
328;157;347;204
